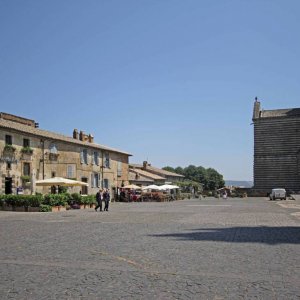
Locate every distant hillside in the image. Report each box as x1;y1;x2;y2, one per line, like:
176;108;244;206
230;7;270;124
225;180;253;188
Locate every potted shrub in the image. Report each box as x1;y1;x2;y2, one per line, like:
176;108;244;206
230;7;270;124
84;195;96;208
21;147;34;155
4;144;16;153
80;196;90;209
39;205;52;212
44;194;67;212
26;195;43;212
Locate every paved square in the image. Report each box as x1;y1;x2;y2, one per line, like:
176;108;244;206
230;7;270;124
0;198;299;299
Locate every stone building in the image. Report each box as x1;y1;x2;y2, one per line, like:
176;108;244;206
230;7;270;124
0;113;131;196
252;99;300;193
129;161;184;186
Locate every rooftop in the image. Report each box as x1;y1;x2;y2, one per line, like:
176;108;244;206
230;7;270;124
128;170;154;183
0;117;132;156
131;163;184;178
260;108;300;119
129;168;166;180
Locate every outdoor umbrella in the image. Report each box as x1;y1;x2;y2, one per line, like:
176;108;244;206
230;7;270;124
36;177;89;187
159;184;180;190
142;184;163;190
122;184;142;189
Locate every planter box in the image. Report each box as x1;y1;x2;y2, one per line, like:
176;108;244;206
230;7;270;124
79;204;85;209
90;204;96;209
2;205;12;211
14;207;26;212
28;207;40;212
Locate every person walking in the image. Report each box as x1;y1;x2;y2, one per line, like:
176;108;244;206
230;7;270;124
103;188;110;211
95;189;103;212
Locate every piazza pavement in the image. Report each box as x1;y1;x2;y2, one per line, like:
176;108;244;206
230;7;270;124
0;197;299;299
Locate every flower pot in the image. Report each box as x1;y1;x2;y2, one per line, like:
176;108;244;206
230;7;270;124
90;204;96;209
79;204;85;209
58;206;66;212
51;206;60;212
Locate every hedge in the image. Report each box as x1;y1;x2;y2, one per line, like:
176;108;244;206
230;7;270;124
0;195;43;207
0;193;97;208
44;194;68;207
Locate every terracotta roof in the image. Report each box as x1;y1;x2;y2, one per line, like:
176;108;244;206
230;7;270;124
260;108;300;118
145;165;184;177
129;170;154;183
129;163;184;178
0;118;132;156
130;163;143;168
129;168;165;180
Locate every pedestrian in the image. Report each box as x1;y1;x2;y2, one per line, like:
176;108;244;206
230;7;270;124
104;188;110;211
95;189;103;212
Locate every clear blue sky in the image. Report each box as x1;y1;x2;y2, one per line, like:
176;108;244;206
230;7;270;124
1;0;300;181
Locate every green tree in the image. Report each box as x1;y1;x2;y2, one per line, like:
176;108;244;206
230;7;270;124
163;164;224;191
175;166;184;174
162;166;175;173
206;168;225;190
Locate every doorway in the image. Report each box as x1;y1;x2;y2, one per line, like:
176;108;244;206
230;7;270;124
81;177;88;195
5;177;13;194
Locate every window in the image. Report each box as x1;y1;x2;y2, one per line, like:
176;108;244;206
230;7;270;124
104;153;110;168
5;135;12;145
49;143;58;154
23;163;30;176
103;179;109;189
80;149;88;164
91;173;100;188
51;172;56;178
67;165;75;178
23;138;30;148
49;144;59;161
6;162;11;170
117;161;122;177
93;151;99;165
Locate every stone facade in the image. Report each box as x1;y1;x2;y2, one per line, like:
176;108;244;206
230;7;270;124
0;113;131;196
252;99;300;193
129;161;184;186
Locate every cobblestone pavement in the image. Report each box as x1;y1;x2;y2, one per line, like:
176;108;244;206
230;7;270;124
0;197;299;299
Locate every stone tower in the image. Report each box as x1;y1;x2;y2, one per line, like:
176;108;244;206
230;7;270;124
253;99;300;193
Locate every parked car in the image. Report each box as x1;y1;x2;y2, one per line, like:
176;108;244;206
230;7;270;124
269;188;287;200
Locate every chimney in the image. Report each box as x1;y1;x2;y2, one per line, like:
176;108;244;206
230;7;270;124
253;97;261;121
88;134;94;143
143;161;148;169
79;131;84;141
73;129;79;139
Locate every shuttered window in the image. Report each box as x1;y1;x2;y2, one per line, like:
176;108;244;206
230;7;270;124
67;165;75;178
104;153;110;168
104;179;109;189
91;173;100;188
117;161;122;177
81;149;88;164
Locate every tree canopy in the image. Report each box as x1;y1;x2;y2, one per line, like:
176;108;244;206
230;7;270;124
163;165;225;191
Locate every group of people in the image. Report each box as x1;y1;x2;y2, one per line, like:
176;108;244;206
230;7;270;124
95;188;110;212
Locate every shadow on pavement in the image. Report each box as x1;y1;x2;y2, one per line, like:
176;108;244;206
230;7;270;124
150;226;300;245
